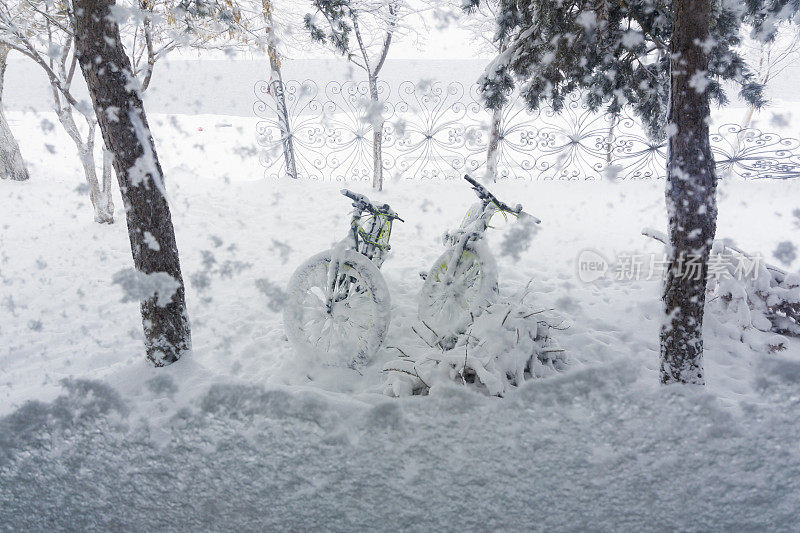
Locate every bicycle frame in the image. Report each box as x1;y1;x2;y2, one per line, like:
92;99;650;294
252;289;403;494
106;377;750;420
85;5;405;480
439;199;499;284
347;206;395;268
438;175;539;284
324;190;401;314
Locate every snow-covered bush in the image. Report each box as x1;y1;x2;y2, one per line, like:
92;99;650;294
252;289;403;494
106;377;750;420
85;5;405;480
706;241;800;352
644;229;800;352
383;291;569;397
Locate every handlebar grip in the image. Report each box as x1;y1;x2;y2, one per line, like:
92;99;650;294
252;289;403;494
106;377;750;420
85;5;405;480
463;174;488;194
463;174;480;187
464;174;535;222
341;189;362;202
341;189;403;222
522;211;542;224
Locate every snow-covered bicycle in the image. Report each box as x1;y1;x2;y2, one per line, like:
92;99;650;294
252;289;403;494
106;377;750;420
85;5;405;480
418;175;540;349
283;189;403;365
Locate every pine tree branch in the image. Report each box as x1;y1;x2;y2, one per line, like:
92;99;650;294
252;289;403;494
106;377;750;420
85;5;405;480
317;7;367;71
613;0;667;50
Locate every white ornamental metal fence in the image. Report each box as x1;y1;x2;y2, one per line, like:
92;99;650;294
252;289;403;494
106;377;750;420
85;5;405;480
254;79;800;181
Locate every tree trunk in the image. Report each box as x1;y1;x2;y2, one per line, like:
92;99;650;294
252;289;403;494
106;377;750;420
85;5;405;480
73;0;191;366
740;106;756;130
264;0;297;179
485;104;502;182
268;60;297;180
0;45;30;182
101;145;114;211
369;76;384;191
484;40;507;183
606;113;618;163
733;105;756;159
660;0;717;385
53;106;114;223
739;45;767;131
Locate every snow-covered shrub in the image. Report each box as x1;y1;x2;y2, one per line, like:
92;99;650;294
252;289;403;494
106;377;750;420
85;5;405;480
383;292;569;397
707;247;800;351
644;229;800;349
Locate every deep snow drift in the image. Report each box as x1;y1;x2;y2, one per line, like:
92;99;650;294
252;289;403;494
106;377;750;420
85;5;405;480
2;111;800;530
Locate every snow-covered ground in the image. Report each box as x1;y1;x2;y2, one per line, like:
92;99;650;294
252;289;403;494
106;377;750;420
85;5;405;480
2;111;800;530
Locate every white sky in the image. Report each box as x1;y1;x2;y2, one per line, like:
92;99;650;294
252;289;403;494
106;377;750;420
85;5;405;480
193;4;491;61
390;10;492;59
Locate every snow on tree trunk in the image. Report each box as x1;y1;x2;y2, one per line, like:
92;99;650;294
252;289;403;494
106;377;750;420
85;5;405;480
660;0;717;385
369;76;384;191
739;44;766;132
73;0;191;366
268;59;297;180
264;1;297;179
740;106;756;131
485;104;502;182
53;106;114;223
606;114;617;163
484;40;507;183
0;45;29;182
102;145;114;211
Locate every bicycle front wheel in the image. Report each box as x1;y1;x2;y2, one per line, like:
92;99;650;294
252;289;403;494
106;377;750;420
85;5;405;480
283;249;391;365
418;241;498;346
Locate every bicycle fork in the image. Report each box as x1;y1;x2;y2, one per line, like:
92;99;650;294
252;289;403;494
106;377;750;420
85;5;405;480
325;253;348;315
440;232;481;284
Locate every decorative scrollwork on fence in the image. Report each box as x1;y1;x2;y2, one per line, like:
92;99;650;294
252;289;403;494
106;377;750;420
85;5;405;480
254;79;800;181
711;124;800;180
390;80;485;180
255;79;327;181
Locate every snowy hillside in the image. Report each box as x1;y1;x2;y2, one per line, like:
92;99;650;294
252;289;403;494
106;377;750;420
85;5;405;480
2;111;800;529
4;57;800;117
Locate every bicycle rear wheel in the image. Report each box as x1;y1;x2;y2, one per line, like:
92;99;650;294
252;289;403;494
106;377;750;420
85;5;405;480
418;241;498;348
283;249;391;365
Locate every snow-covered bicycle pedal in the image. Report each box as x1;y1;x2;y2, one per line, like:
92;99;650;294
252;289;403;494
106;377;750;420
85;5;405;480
283;189;402;367
417;174;541;350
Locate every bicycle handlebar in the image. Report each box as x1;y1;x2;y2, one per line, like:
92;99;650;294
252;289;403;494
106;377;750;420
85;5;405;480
463;175;540;224
341;189;404;222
